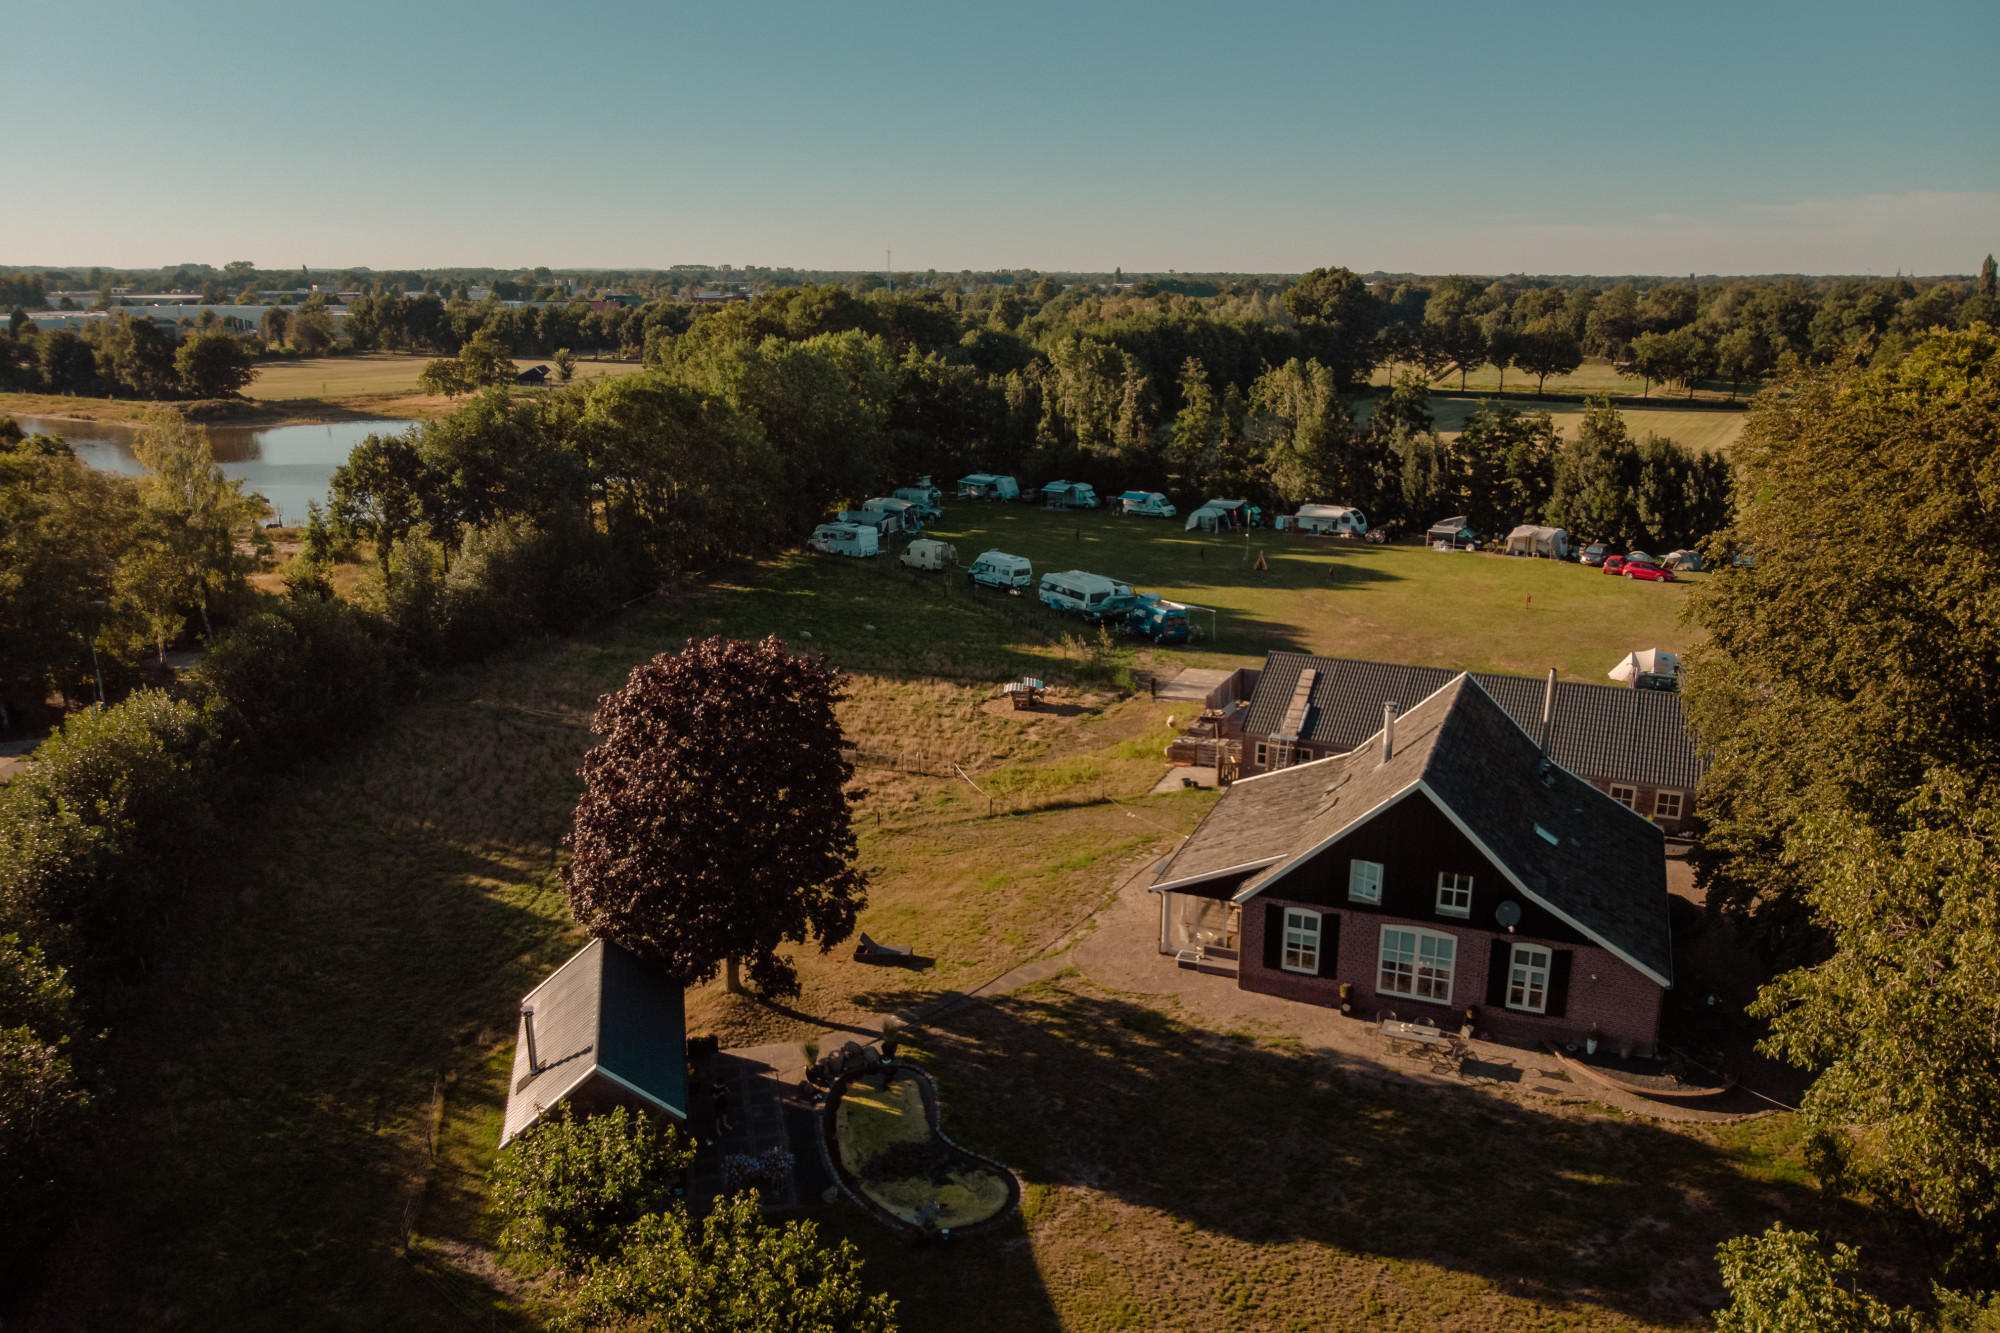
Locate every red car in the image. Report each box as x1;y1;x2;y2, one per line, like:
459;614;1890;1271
1602;554;1627;575
1622;555;1676;583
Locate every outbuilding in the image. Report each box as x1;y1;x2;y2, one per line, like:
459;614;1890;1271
1504;525;1569;559
501;938;688;1148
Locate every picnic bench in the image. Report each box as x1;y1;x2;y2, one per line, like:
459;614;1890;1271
1379;1017;1468;1073
1003;677;1046;710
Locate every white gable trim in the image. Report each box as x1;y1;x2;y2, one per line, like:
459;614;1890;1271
501;1063;598;1146
1414;778;1672;989
1231;783;1425;904
596;1065;687;1120
1151;855;1284;894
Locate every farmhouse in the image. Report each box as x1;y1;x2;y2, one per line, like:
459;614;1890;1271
1152;674;1672;1055
1208;652;1703;836
500;938;689;1147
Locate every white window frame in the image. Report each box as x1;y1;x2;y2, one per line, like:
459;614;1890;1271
1348;859;1383;905
1505;943;1551;1014
1609;783;1637;810
1281;908;1321;975
1654;790;1684;820
1378;925;1455;1006
1254;742;1270;768
1435;872;1473;918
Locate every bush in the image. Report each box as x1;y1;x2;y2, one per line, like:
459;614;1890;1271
0;692;218;980
0;932;89;1288
556;1191;898;1333
489;1105;693;1275
186;597;401;772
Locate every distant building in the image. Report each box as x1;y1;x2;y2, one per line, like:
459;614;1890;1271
500;938;689;1148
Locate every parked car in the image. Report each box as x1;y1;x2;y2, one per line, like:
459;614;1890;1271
1602;554;1627;575
967;550;1033;592
1580;543;1610;567
1622;555;1675;582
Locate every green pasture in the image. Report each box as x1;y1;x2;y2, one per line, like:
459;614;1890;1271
923;502;1701;682
247;352;645;401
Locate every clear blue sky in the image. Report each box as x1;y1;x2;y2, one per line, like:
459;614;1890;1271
4;0;1995;275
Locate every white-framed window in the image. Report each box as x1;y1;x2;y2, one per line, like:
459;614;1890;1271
1609;784;1637;810
1254;742;1270;768
1348;859;1383;905
1379;926;1455;1004
1435;872;1473;918
1281;908;1321;974
1506;944;1551;1013
1654;790;1684;821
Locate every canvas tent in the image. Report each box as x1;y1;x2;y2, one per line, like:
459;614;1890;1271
501;938;688;1147
1185;498;1252;532
1505;524;1569;559
1662;548;1704;571
1427;516;1475;547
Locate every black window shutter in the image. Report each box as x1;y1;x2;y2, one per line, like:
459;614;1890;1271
1486;939;1510;1007
1316;912;1339;978
1546;950;1573;1018
1262;903;1284;969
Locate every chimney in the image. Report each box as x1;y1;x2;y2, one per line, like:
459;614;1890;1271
520;1003;540;1072
1539;668;1557;756
1380;701;1399;764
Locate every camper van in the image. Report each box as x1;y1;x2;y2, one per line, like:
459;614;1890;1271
893;476;943;517
809;522;880;558
899;538;958;572
1038;571;1137;622
957;473;1020;502
1040;480;1101;509
861;497;924;533
1117;491;1177;518
1288;503;1367;536
1124;593;1193;644
836;509;900;536
966;550;1033;592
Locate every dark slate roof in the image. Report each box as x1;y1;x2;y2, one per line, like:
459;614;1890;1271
1152;761;1323;891
1239;652;1704;791
1207;675;1672;986
501;938;688;1146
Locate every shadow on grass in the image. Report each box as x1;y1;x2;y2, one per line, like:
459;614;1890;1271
891;984;1893;1326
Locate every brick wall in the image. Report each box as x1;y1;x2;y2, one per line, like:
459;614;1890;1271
1240;897;1664;1056
1582;776;1696;839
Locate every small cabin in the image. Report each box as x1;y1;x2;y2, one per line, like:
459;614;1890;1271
501;938;688;1148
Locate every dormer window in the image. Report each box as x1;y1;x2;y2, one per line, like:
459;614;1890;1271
1348;859;1383;904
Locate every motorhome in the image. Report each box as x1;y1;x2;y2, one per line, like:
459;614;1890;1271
899;538;958;571
836;509;900;536
809;522;880;557
966;550;1033;591
1038;570;1137;622
1117;491;1176;518
1039;480;1101;509
957;473;1020;502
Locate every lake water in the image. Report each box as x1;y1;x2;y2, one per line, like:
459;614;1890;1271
10;415;416;525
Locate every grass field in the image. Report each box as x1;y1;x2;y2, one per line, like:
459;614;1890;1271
1356;393;1750;454
1372;355;1761;406
61;514;1818;1331
247;352;646;401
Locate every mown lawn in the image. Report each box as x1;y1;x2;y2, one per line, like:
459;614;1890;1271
67;531;1763;1330
247;352;645;401
923;503;1702;682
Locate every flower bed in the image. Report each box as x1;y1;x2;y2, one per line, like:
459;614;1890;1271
821;1064;1018;1235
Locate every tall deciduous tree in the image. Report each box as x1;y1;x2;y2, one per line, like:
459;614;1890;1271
174;331;255;399
1513;316;1584;394
1281;266;1380;387
128;417;264;639
563;636;867;996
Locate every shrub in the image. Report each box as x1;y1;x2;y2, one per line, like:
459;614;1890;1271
0;932;89;1288
489;1104;693;1274
556;1191;898;1333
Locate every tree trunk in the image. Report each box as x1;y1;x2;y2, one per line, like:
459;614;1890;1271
725;955;742;994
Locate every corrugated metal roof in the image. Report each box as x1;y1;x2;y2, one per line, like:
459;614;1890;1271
1239;652;1704;790
501;938;687;1147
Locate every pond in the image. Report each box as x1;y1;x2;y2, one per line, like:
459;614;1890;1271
9;414;417;525
829;1064;1017;1233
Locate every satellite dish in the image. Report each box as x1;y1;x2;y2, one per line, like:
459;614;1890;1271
1495;901;1523;929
